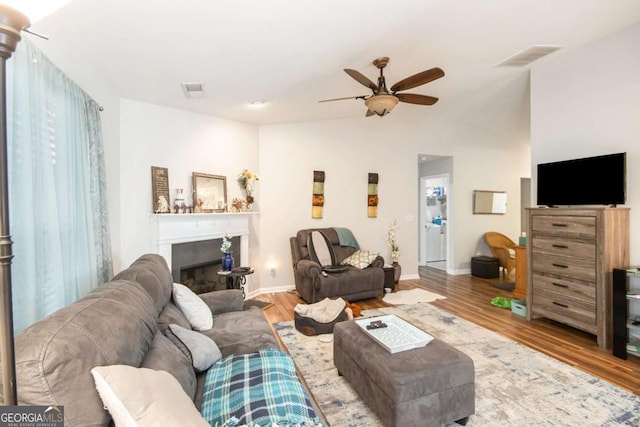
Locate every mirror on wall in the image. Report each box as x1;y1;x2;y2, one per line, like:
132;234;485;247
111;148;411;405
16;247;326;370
473;190;507;214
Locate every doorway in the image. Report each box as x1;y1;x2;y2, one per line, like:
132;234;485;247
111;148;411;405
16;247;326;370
419;174;449;271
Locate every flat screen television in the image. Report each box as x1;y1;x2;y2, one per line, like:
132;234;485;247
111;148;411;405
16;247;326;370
536;152;626;207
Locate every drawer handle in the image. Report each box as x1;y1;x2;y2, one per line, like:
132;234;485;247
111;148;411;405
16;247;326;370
552;282;569;288
551;223;569;227
552;244;569;249
552;263;568;269
553;301;569;308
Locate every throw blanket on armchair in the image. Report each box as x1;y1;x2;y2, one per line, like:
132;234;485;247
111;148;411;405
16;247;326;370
200;348;323;426
334;227;360;250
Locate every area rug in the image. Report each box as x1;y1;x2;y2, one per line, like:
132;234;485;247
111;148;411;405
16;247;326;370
382;287;446;305
491;282;515;291
274;303;640;426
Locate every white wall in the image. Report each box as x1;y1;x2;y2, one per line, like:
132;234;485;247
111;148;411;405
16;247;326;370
29;35;530;292
258;112;529;291
118;100;260;276
531;21;640;264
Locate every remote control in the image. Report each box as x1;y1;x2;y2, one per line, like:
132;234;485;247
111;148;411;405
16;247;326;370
366;320;387;330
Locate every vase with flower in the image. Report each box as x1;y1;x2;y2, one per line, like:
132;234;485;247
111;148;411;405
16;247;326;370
221;235;234;271
386;220;401;283
237;169;259;210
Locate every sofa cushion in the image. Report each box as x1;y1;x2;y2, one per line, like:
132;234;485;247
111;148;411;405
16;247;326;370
91;365;209;427
199;289;245;314
168;324;222;372
164;326;194;365
201;307;279;357
141;331;197;400
112;253;174;314
172;283;213;331
341;250;380;269
12;280;157;427
157;301;192;333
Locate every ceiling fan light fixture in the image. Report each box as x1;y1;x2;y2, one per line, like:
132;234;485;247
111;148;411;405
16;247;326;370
365;94;399;116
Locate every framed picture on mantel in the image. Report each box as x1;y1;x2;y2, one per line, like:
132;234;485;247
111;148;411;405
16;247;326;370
193;172;227;213
151;166;170;213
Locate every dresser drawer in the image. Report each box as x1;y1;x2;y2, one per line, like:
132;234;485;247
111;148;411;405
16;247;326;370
530;236;595;259
531;253;596;282
531;272;596;301
531;215;596;238
531;291;597;332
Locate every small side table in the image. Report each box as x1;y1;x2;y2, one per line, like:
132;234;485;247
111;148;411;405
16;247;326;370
382;266;396;291
217;268;254;298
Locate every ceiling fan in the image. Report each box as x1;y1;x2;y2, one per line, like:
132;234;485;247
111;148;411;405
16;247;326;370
320;57;444;117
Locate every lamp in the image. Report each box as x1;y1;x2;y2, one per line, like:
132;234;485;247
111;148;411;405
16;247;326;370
364;94;399;116
0;2;30;406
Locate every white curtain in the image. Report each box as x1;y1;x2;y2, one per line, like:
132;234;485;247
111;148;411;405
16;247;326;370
7;39;112;333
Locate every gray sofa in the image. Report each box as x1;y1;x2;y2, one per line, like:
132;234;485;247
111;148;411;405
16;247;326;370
290;227;385;303
1;254;279;426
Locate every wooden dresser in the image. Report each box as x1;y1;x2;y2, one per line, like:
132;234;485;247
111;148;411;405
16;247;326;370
526;207;629;349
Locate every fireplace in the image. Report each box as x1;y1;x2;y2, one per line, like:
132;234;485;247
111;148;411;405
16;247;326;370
149;213;255;295
171;236;240;294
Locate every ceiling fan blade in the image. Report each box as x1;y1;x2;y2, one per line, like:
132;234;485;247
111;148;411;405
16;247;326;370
390;67;444;92
366;109;376;117
344;69;378;91
396;93;439;105
319;95;367;102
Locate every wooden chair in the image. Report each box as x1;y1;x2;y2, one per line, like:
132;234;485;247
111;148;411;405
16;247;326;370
484;232;517;278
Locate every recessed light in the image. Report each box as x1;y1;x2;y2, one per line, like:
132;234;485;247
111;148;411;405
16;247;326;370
249;101;266;107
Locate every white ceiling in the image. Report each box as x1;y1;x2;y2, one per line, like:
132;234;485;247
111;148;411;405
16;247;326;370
25;0;640;125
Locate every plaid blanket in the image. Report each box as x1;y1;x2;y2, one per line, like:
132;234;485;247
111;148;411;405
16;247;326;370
200;348;323;427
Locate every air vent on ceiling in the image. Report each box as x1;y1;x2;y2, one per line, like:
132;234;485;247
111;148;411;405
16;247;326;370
496;45;562;67
181;82;205;99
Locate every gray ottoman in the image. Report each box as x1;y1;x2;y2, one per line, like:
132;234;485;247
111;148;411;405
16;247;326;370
333;319;475;427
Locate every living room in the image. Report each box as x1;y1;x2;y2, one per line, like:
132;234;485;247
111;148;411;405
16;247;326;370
4;0;640;425
25;1;640;296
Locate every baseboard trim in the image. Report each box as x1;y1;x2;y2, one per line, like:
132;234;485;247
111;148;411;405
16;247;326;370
246;285;295;300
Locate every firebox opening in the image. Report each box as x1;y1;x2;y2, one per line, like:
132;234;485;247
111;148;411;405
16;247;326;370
179;260;225;294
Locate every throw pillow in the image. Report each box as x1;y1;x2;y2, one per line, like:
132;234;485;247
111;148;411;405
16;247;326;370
307;230;337;267
341;250;379;269
91;365;209;427
168;324;222;372
172;283;213;331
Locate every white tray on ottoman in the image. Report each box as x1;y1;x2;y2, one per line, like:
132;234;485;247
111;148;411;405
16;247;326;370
355;314;434;353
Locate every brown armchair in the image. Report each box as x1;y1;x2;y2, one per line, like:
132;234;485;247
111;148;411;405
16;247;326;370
483;232;517;277
290;228;385;303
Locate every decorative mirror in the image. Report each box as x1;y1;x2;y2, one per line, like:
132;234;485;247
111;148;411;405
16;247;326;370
473;190;507;215
192;172;227;213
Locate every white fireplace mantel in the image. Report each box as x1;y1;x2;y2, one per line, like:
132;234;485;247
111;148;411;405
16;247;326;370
149;212;257;271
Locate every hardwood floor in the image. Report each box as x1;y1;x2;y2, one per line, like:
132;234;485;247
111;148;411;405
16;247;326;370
253;267;640;395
